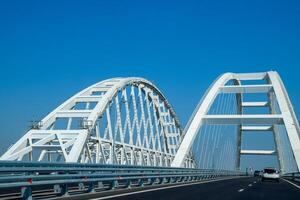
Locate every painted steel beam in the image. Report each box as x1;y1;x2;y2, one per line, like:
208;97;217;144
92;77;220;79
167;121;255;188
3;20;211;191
56;110;91;118
241;126;273;131
241;101;269;107
232;72;267;80
240;150;276;155
202;114;283;125
31;145;62;149
29;130;86;134
75;96;103;102
219;85;273;93
268;71;300;171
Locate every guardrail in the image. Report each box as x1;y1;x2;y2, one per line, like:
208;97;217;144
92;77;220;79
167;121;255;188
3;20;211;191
0;161;245;200
282;172;300;182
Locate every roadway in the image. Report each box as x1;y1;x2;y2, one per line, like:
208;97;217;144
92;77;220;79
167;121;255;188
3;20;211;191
83;177;300;200
1;177;300;200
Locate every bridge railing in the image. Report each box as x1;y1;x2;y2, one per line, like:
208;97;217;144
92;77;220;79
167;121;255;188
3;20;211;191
0;161;245;200
282;172;300;183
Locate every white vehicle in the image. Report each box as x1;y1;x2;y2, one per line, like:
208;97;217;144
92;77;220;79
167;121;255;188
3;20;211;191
261;168;280;182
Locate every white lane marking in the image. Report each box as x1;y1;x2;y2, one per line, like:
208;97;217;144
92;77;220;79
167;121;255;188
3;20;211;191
282;178;300;190
238;189;244;192
90;177;241;200
253;181;256;184
248;184;252;187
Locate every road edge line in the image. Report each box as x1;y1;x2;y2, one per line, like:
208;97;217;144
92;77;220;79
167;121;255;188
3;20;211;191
282;178;300;190
90;176;244;200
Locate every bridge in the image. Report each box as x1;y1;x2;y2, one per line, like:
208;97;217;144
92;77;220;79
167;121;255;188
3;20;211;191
0;71;300;199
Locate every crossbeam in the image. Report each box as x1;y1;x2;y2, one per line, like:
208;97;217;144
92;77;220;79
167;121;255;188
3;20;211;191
240;150;276;155
241;101;269;107
232;72;267;80
203;115;283;125
241;126;273;131
219;85;273;93
75;96;103;102
56;110;91;118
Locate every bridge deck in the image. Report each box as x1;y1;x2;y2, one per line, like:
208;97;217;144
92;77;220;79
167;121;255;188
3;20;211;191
72;177;299;200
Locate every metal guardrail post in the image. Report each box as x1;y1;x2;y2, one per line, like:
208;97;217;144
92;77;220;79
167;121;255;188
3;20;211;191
78;183;85;191
172;177;176;182
125;180;132;188
21;186;32;200
87;182;95;193
166;177;171;183
98;181;104;189
137;178;144;187
157;177;163;184
109;180;118;190
149;178;155;185
54;184;68;196
61;184;68;196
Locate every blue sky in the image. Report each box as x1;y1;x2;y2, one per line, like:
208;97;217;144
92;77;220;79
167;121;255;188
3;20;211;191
0;0;299;170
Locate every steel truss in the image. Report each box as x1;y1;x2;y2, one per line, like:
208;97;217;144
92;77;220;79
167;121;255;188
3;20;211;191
1;72;300;172
0;78;195;167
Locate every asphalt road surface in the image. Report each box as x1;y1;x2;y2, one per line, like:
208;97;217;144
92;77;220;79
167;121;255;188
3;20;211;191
88;177;300;200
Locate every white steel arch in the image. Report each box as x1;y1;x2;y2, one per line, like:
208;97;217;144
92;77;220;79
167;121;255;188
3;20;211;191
172;71;300;173
0;78;195;167
1;72;299;172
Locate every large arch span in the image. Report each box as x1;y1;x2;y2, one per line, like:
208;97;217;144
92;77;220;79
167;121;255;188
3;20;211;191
1;72;300;172
0;78;195;167
172;71;300;173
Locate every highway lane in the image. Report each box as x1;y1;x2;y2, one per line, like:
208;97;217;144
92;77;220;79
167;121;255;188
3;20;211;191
88;177;300;200
1;177;299;199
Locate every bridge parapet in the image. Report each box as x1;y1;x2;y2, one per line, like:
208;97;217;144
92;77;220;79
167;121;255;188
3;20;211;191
0;161;244;200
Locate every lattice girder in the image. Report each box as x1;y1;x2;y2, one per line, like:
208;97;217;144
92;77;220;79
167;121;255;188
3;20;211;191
1;78;195;167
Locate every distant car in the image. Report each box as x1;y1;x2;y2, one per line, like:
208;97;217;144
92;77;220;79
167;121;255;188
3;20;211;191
261;168;280;182
254;170;261;177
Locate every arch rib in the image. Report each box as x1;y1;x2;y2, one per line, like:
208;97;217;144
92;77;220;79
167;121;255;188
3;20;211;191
1;77;192;167
267;71;300;171
1;72;299;172
171;73;235;167
172;71;300;173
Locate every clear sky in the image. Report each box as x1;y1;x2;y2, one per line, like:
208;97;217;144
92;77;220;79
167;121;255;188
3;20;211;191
0;0;299;170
